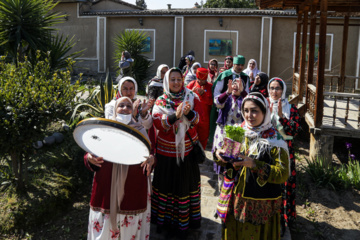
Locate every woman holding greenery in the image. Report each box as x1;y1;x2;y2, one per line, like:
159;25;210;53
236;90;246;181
212;78;247;190
215;92;290;240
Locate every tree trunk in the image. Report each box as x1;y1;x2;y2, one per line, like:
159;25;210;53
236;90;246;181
10;151;19;179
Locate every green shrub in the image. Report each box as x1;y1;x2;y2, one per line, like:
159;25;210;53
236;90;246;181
113;30;152;91
0;53;79;190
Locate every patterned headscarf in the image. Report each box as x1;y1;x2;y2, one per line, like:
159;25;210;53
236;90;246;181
153;67;197;163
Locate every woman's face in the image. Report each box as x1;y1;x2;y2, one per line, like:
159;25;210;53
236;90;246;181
160;67;169;79
185;58;190;65
249;61;256;70
193;65;199;74
232;78;243;97
254;75;261;85
121;81;136;99
169;71;183;93
226;59;233;68
269;81;283;101
243;101;265;127
116;99;133;115
209;61;216;71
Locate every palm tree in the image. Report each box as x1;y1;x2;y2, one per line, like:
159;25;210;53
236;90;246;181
0;0;64;62
113;30;152;92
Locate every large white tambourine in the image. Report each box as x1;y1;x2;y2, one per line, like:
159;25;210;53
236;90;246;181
73;118;150;165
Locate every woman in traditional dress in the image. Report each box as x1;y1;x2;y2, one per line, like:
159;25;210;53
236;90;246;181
151;67;202;237
219;56;233;73
85;97;155;240
208;58;219;83
186;67;213;149
184;62;201;86
105;76;153;129
215;92;290;240
267;77;301;235
250;72;269;98
243;59;260;83
212;78;246;190
147;64;169;101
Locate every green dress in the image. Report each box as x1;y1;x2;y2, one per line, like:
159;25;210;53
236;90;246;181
217;129;289;240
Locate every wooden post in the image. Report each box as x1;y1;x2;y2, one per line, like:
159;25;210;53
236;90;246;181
298;9;309;103
338;15;349;92
293;10;303;97
305;4;318;113
314;0;327;128
310;133;334;165
307;4;317;86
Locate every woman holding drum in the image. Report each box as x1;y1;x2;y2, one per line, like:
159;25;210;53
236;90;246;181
85;97;155;240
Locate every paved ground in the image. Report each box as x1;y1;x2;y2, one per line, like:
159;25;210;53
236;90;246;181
149;149;292;240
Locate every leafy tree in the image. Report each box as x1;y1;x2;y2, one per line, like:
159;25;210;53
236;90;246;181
0;0;83;70
204;0;257;8
113;30;152;92
136;0;147;9
0;53;79;191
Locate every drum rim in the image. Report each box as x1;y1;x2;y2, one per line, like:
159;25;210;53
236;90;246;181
75;117;151;151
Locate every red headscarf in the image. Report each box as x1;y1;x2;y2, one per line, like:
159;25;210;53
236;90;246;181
207;59;218;82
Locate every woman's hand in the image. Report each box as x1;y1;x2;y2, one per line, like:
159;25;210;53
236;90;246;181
133;99;142;118
183;101;191;115
233;154;256;168
227;80;233;94
87;153;104;168
141;155;155;176
277;100;283;118
140;99;155;118
176;102;183;119
215;149;226;163
249;71;254;80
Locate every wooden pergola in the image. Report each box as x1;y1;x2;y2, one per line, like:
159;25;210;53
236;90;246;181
256;0;360;162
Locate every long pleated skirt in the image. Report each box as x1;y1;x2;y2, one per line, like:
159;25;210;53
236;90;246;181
151;151;201;232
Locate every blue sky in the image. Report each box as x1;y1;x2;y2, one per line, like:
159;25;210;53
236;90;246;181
129;0;203;9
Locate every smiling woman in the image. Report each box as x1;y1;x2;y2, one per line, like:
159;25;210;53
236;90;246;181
215;92;290;240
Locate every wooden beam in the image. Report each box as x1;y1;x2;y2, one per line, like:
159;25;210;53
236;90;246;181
298;10;309;103
307;4;317;85
314;0;327;128
294;12;302;73
338;15;349;92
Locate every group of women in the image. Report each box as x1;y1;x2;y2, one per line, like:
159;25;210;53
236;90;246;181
84;55;301;240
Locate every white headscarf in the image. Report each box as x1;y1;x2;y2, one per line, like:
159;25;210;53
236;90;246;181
156;64;169;79
241;92;289;165
243;59;260;79
152;68;198;163
117;76;138;99
184;62;201;84
267;77;291;120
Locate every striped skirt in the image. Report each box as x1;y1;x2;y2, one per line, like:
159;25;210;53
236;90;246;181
151;151;201;232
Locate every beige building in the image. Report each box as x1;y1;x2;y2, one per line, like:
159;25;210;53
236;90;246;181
55;0;360;90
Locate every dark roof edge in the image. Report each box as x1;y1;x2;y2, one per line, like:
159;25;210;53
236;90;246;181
82;9;298;17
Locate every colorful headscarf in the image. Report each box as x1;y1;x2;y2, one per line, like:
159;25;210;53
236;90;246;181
208;58;218;81
241;92;289;166
153;68;197;163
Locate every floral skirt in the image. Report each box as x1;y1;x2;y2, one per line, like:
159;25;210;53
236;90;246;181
87;184;151;240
